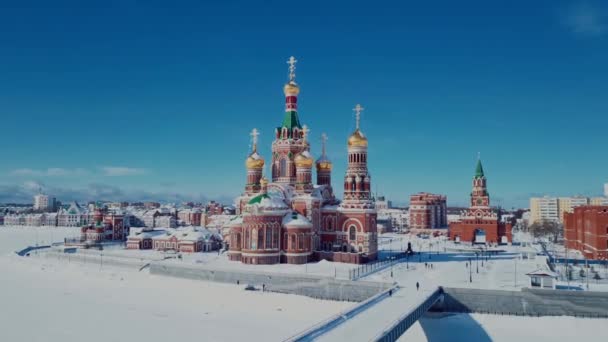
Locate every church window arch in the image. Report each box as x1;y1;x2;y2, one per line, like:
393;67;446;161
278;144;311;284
299;233;304;250
349;225;357;241
251;229;257;250
291;234;296;250
280;158;287;177
258;229;264;249
265;227;272;249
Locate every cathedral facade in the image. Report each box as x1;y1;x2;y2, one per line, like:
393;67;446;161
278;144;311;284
449;158;512;244
228;57;378;265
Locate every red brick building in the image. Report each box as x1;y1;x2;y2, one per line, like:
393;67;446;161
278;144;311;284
449;158;512;244
564;206;608;259
409;192;447;229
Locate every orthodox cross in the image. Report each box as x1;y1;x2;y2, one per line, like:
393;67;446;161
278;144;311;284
321;133;328;157
287;56;297;82
250;128;259;152
302;125;309;144
353;104;364;130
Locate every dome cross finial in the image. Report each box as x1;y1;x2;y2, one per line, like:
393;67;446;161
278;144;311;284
287;56;297;82
250;128;260;152
302;125;310;145
321;133;328;157
353;104;364;130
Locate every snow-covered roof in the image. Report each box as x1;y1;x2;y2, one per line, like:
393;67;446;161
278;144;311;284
128;228;166;239
282;212;312;228
526;269;558;278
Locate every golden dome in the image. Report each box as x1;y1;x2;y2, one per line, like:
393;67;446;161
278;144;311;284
316;158;333;171
245;151;265;169
294;150;314;168
347;129;368;148
283;81;300;96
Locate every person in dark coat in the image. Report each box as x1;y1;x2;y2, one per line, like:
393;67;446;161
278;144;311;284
416;282;420;291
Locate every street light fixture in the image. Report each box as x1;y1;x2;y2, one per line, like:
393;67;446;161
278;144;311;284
469;257;472;283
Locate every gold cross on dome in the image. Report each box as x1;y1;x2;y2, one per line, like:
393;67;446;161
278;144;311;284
250;128;259;152
353;104;364;130
287;56;297;82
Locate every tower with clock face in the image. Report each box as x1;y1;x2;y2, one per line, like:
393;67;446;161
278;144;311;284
448;157;512;244
471;158;490;208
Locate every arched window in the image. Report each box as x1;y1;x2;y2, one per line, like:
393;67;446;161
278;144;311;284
245;230;250;249
265;228;272;249
299;234;304;250
349;225;357;241
251;229;257;250
258;229;264;249
291;234;296;250
272;228;278;248
280;158;287;177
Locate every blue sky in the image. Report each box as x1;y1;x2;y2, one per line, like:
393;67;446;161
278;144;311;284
1;0;607;207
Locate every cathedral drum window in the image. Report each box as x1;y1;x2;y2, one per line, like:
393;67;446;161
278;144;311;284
349;225;357;241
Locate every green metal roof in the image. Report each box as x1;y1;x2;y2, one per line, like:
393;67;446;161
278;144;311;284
248;193;270;205
475;158;485;178
281;110;301;130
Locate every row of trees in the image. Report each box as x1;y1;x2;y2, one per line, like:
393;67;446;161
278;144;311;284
527;220;562;243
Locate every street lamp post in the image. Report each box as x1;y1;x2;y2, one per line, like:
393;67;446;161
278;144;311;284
469;258;472;283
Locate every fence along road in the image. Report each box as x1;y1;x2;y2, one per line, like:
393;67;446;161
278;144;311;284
314;285;442;342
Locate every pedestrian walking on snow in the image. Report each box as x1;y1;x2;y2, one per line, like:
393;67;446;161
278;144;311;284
416;282;420;291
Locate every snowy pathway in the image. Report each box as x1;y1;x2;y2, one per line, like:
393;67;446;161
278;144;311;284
315;285;438;342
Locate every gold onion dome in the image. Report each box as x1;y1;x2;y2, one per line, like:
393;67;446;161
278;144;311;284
348;129;368;148
294;150;314;168
316;156;332;171
283;81;300;96
245;151;265;169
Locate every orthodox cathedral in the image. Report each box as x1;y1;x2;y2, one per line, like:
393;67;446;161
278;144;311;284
227;57;378;265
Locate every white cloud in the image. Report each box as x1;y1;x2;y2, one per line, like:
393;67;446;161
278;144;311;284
10;168;88;177
101;166;147;177
563;2;606;36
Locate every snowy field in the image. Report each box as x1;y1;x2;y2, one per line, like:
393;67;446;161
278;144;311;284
401;313;607;342
373;233;608;292
0;227;352;342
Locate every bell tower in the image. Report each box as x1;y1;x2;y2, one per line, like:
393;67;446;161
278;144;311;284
271;56;308;185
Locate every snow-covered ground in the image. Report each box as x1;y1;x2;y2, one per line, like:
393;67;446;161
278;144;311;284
0;227;352;342
401;313;606;342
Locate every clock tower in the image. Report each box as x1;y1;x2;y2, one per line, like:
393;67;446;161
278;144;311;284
471;156;490;208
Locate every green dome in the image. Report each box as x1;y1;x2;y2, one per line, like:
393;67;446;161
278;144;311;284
248;193;270;205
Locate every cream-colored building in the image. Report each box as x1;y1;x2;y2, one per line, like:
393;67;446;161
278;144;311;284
529;196;608;224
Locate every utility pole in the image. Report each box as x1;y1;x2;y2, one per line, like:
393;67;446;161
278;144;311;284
514;257;517;288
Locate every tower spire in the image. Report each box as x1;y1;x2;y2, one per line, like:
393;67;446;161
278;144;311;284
475;154;485;179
